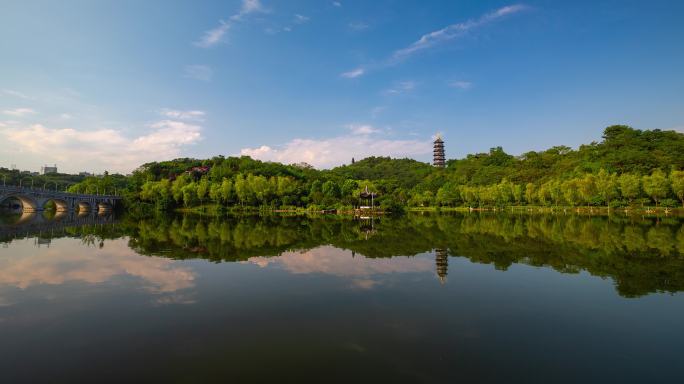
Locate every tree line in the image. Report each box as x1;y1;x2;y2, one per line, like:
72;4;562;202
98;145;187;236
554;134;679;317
63;125;684;211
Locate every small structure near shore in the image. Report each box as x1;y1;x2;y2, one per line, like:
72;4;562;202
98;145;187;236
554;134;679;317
358;185;378;211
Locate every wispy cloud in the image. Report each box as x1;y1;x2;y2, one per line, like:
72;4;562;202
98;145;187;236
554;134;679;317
347;123;380;135
266;13;311;34
370;106;387;118
195;21;231;48
332;1;342;7
2;89;32;100
449;80;472;90
159;109;206;121
2;108;36;117
340;67;365;78
294;14;310;24
341;4;528;78
348;21;369;31
240;126;431;168
195;0;266;48
384;81;417;95
184;65;213;82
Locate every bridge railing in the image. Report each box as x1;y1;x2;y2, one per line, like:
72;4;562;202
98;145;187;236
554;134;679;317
0;185;121;199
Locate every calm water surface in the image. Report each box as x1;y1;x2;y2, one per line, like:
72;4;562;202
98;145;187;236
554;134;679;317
1;212;683;383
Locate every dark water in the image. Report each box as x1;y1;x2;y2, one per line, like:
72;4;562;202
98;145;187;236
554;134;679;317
1;211;683;383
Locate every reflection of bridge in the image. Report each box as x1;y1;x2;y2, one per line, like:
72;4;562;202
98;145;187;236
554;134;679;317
0;210;117;242
0;186;121;212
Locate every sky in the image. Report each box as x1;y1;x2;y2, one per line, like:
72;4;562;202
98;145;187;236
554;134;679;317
1;0;683;174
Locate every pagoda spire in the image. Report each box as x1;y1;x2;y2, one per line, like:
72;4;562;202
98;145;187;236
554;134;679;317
433;135;445;168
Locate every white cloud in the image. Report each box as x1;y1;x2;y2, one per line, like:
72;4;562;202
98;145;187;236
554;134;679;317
238;0;265;15
348;21;369;31
195;21;231;48
393;4;528;61
332;1;342;7
370;106;387;118
294;14;310;24
449;81;472;90
240;126;431;168
2;89;31;99
341;4;528;77
341;67;365;78
3;108;36;117
159;108;206;121
348;124;380;135
184;65;213;81
384;81;417;95
60;113;72;119
195;0;266;47
0;119;202;173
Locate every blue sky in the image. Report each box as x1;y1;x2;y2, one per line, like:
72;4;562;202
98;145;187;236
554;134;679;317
1;0;682;173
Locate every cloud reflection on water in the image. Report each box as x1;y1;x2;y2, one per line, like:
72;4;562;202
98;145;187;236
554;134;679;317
248;246;434;288
0;238;195;302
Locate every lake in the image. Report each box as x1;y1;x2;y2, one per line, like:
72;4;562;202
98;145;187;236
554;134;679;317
1;211;683;383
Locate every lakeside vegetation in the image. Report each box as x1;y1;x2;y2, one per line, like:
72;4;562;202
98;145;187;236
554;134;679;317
66;125;684;213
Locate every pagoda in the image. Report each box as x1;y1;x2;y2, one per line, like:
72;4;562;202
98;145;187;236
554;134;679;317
433;136;445;168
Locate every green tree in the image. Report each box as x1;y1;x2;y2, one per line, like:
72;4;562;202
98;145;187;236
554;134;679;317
182;182;197;207
209;182;222;203
642;169;669;208
524;183;536;205
197;177;209;205
322;180;341;199
221;178;234;203
578;174;597;208
595;168;618;208
618;173;641;206
669;170;684;208
562;179;581;207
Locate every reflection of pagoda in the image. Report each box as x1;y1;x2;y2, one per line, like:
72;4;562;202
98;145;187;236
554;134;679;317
433;136;445;168
435;248;448;283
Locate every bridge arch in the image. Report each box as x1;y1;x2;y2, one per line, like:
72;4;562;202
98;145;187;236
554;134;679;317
77;201;93;213
97;201;113;212
41;198;71;212
0;194;39;212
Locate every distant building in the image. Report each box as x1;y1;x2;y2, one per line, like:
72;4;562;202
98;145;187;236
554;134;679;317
433;136;445;168
41;164;58;174
79;171;93;177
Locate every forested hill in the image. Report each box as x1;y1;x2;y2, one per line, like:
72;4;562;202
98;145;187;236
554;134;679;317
69;125;684;210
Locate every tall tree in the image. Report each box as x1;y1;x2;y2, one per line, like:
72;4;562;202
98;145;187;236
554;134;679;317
618;173;641;206
642;169;669;208
595;169;618;209
670;170;684;208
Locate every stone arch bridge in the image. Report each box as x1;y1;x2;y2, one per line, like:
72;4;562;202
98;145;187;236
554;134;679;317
0;186;121;213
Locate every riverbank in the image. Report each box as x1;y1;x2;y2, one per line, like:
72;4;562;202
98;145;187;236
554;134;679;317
172;203;684;217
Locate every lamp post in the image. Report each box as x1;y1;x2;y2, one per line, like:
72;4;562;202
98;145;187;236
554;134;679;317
20;177;33;189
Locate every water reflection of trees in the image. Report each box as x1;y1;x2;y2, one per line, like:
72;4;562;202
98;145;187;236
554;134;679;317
4;212;683;297
125;213;684;297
